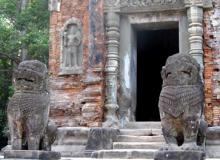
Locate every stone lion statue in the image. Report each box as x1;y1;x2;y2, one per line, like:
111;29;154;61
159;53;207;150
7;60;53;150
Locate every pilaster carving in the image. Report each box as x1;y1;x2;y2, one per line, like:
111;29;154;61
103;12;120;128
187;6;204;69
59;18;83;75
104;0;120;12
48;0;61;12
185;0;212;77
184;0;212;8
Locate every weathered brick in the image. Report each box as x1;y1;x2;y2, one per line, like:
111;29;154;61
204;0;220;126
49;0;105;127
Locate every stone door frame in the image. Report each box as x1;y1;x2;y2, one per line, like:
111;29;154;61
102;0;212;128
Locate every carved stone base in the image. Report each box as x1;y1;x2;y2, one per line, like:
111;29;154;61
154;150;205;160
102;104;119;128
4;150;61;160
206;126;220;158
85;128;120;156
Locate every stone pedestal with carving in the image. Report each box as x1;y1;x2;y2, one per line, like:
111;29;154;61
85;128;120;156
154;150;205;160
206;126;220;158
4;150;61;160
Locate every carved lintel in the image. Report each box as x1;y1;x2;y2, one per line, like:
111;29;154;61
104;0;120;12
48;0;61;12
59;17;83;75
184;0;213;8
104;0;187;13
103;12;120;128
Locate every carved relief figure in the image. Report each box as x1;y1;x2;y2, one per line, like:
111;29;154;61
7;60;51;150
60;18;83;75
63;24;82;67
158;53;206;150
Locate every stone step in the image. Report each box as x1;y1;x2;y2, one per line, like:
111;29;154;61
0;154;154;160
113;142;164;150
124;122;161;129
120;129;162;136
63;158;154;160
2;158;220;160
1;154;220;160
52;145;86;157
91;149;157;159
116;135;165;142
62;158;220;160
54;127;89;145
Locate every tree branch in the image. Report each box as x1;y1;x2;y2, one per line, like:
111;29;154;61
0;53;20;64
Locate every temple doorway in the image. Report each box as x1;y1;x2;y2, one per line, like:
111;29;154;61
136;28;179;121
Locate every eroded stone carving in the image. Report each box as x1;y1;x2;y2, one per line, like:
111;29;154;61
105;0;177;7
85;128;120;156
7;60;51;150
103;12;120;128
154;53;207;159
104;0;185;12
41;120;58;151
159;54;203;150
60;18;83;75
158;53;206;150
120;0;177;6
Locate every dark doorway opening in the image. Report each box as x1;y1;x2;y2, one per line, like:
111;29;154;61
136;28;179;121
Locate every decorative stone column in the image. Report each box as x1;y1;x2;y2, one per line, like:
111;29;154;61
103;1;120;128
185;0;212;77
185;0;204;78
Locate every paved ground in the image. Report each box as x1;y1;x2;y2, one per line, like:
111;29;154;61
1;155;220;160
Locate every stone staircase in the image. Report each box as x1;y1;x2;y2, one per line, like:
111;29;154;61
91;122;165;159
52;127;90;157
1;122;220;160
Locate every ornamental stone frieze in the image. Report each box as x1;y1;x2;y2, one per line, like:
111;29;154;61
104;0;184;12
104;0;212;12
184;0;212;8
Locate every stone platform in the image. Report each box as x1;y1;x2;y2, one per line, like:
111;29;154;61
154;150;205;160
4;150;61;160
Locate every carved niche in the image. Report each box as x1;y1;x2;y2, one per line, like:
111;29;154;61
60;17;83;75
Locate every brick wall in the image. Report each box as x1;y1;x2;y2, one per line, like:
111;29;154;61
49;0;220;127
204;0;220;126
49;0;105;127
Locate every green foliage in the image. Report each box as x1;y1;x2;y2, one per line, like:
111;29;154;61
0;0;50;146
0;0;49;64
16;0;50;63
0;59;12;143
